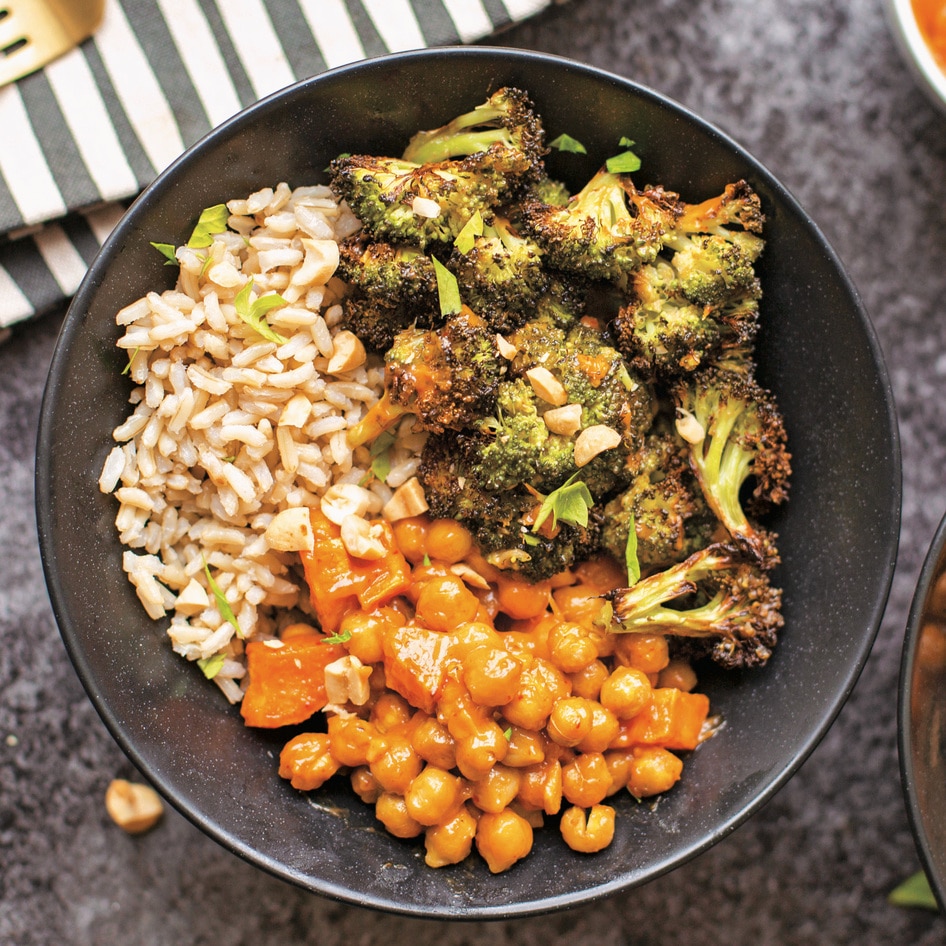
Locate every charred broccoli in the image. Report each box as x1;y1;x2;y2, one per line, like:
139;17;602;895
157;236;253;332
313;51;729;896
608;543;783;669
673;366;791;567
336;236;438;305
601;428;717;570
520;170;680;283
329;148;529;249
401;87;546;173
347;307;503;445
337;290;428;353
448;214;548;331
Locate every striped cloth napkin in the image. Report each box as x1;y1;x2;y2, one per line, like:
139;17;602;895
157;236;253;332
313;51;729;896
0;0;558;336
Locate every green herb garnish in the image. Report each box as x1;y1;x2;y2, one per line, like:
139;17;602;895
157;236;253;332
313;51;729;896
187;203;229;248
549;133;587;154
889;871;939;911
234;279;288;344
202;559;241;636
532;472;594;533
121;347;140;376
625;513;641;586
606;138;642;174
422;553;432;567
321;629;353;645
432;256;462;316
196;653;226;679
503;727;513;740
369;430;396;484
454;210;484;254
150;241;178;265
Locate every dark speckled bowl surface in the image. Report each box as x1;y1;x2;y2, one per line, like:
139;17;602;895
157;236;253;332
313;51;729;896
36;47;901;918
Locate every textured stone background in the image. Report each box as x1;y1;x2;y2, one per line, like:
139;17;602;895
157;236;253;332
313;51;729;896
3;0;946;942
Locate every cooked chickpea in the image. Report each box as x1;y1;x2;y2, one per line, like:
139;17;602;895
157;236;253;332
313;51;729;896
614;633;670;674
502;726;546;768
657;658;698;692
370;691;413;732
415;574;480;631
471;764;521;814
391;515;429;564
340;608;403;665
599;665;653;719
561;751;611;807
374;792;424;838
548;621;598;673
463;645;523;707
626;746;684;798
411;716;457;770
426;518;474;563
452;621;503;656
327;714;377;768
603;748;636;796
475;809;534;873
503;658;571;731
424;805;478;868
495;576;551;620
350;766;382;804
569;659;610;700
404;765;463;826
546;697;595;747
560;804;616;853
516;758;563;815
278;732;340;791
575;702;621;754
280;621;319;640
454;725;509;781
367;733;424;795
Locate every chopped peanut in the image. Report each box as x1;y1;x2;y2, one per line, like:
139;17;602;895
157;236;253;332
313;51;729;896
174;578;210;615
264;506;315;552
574;425;622;467
675;408;705;445
449;561;492;590
543;403;583;436
321;483;376;525
324;655;373;706
326;330;366;374
411;197;442;218
105;779;164;834
496;334;518;360
382;477;429;521
340;515;387;560
278;392;312;427
526;367;568;406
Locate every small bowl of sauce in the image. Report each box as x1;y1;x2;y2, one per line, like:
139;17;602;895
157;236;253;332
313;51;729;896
887;0;946;112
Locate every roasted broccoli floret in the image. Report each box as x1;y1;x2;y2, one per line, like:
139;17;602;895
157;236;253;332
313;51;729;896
670;179;765;243
329;149;529;248
614;258;758;378
418;432;600;581
347;307;503;445
601;429;717;570
448;214;549;331
336;236;439;305
607;543;783;669
673;366;791;567
401;87;546;173
533;272;587;329
520;170;681;283
337;290;429;353
529;174;571;207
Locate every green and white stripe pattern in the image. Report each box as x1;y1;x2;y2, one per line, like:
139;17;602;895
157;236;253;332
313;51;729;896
0;0;555;330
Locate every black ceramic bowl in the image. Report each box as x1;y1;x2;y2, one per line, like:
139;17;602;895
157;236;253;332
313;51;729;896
36;47;901;918
900;512;946;910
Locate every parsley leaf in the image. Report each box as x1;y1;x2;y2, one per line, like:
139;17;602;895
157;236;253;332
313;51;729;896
432;256;462;316
187;203;229;248
150;242;178;265
321;629;353;645
548;133;587;154
196;653;226;679
369;430;396;484
532;472;594;533
203;558;241;637
234;279;288;344
889;871;939;911
625;513;641;586
606;140;642;174
454;210;484;255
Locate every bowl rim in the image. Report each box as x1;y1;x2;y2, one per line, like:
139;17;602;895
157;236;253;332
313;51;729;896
886;0;946;114
899;509;946;911
36;44;902;917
